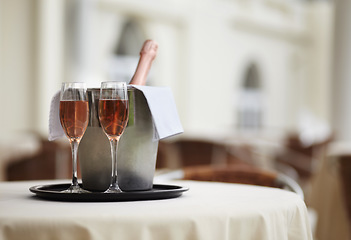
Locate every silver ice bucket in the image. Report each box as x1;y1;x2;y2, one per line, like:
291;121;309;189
78;87;159;192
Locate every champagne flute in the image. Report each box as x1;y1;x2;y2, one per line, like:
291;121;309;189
99;81;129;193
59;82;89;193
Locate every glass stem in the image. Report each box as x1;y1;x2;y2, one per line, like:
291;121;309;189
109;138;120;189
70;140;79;187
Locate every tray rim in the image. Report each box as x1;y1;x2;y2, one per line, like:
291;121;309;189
29;183;189;202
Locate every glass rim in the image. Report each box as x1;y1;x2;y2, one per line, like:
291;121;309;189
100;81;127;86
100;82;128;92
101;81;127;83
61;82;87;88
61;82;87;85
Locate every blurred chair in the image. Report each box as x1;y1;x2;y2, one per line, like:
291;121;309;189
156;140;181;169
274;133;332;198
155;164;303;199
156;138;256;170
226;143;256;166
339;155;351;230
275;133;332;181
5;137;71;181
181;165;304;199
173;138;228;167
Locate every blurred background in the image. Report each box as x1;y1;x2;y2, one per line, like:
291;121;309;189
0;0;350;239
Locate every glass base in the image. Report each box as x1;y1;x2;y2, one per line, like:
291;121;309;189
61;184;90;194
104;186;123;193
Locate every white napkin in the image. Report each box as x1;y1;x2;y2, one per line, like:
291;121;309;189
48;86;183;141
48;91;65;141
130;85;183;140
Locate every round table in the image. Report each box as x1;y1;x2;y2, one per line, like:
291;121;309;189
0;179;312;240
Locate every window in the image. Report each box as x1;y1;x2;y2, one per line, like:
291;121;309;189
108;20;145;82
237;64;263;130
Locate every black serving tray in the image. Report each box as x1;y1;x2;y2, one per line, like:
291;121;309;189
30;183;188;202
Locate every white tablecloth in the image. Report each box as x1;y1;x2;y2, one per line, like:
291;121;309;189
0;180;312;240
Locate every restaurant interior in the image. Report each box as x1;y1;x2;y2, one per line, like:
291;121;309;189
0;0;350;239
